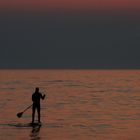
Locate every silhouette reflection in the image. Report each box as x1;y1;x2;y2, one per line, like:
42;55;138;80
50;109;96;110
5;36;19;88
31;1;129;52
30;125;41;140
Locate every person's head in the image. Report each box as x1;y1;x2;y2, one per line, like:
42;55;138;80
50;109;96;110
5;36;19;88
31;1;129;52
35;87;39;92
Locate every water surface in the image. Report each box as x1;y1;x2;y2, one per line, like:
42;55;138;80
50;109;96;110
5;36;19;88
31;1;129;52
0;70;140;140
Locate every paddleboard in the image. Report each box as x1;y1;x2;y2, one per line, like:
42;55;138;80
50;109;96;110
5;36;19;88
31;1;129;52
29;122;42;127
7;122;42;128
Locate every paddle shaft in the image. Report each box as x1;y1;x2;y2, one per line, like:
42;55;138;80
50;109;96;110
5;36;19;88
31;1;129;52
22;104;33;113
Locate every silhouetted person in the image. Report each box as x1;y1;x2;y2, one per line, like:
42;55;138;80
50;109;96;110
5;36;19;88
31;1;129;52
32;87;46;123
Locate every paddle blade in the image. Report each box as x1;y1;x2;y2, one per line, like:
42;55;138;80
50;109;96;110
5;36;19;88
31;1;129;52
17;112;23;118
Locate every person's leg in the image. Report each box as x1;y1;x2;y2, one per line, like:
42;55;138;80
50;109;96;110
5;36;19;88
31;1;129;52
37;104;41;123
32;104;36;123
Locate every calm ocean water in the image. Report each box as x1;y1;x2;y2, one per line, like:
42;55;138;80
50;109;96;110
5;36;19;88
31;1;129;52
0;70;140;140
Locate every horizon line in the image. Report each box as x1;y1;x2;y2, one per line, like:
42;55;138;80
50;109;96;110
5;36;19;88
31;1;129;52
0;68;140;70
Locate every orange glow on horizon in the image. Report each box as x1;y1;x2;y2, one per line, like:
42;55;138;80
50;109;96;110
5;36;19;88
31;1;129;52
0;0;140;11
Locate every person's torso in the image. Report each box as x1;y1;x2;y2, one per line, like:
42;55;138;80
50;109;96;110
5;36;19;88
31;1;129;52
32;92;42;104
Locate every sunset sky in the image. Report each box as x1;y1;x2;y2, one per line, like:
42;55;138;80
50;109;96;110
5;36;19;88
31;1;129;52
0;0;140;11
0;0;140;68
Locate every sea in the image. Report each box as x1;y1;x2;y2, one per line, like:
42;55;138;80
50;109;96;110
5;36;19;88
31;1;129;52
0;70;140;140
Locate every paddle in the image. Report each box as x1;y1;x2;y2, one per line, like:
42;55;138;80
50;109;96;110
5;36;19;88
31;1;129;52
17;104;33;118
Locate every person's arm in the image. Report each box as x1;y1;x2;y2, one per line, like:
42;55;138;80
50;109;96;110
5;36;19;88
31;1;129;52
32;94;34;102
40;93;46;100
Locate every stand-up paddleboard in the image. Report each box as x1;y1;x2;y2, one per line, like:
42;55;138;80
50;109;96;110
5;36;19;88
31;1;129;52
28;122;42;127
7;122;42;128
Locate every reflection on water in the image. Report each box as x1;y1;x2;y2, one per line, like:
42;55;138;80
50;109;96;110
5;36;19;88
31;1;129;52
0;70;140;140
30;125;41;140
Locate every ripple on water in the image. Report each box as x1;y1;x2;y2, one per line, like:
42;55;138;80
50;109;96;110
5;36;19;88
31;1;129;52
47;123;64;128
